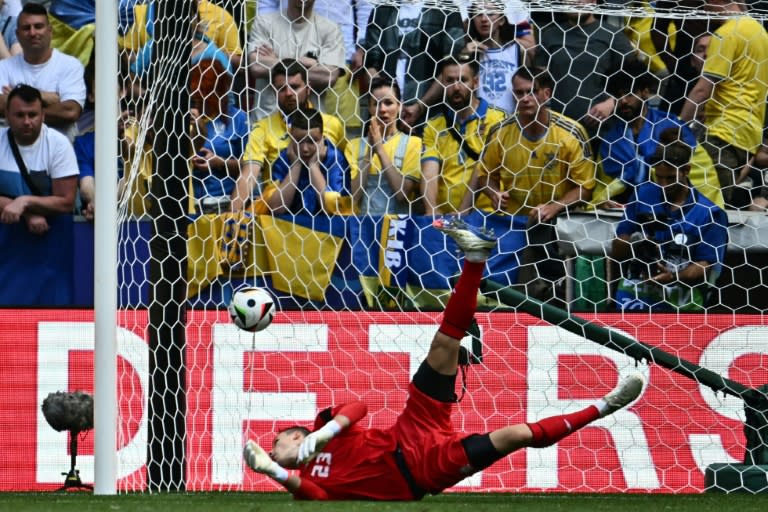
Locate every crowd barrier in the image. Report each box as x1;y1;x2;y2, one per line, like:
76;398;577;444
1;211;766;311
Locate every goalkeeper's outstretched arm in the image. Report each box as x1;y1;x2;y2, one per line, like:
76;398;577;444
244;401;368;499
296;401;368;464
242;440;331;499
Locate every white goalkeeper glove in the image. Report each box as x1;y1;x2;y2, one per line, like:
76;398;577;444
243;440;288;482
296;419;343;465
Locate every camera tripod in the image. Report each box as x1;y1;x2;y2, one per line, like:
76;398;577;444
57;433;93;492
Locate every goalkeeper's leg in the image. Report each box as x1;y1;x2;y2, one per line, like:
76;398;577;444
427;217;496;376
460;372;647;471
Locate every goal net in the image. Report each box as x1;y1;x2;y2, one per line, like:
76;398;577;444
33;0;768;494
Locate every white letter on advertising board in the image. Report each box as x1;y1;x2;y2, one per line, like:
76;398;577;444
689;326;766;471
211;323;325;484
526;325;657;490
36;322;148;483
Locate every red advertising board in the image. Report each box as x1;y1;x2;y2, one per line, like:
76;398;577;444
0;309;765;493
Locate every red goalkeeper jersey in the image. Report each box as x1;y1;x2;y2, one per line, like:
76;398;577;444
295;406;413;500
294;384;473;500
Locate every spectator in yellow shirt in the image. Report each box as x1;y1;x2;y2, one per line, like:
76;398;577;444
231;60;345;213
421;54;506;216
478;66;595;217
477;66;595;305
345;76;423;215
680;0;768;209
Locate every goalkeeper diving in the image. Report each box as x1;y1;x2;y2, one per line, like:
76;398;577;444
244;218;646;500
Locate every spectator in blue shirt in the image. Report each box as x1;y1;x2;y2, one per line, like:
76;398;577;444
611;129;729;312
0;0;21;59
189;58;248;211
73;125;94;220
73;57;95;220
263;107;349;215
597;62;722;209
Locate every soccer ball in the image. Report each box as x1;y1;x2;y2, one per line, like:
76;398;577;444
228;287;275;332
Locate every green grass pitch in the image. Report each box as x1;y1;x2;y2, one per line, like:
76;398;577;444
1;492;767;512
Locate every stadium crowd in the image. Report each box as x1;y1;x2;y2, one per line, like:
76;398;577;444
1;0;768;313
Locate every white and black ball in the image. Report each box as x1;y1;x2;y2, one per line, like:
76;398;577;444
228;287;275;332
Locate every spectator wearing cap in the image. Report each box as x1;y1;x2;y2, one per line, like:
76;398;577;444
611;128;729;312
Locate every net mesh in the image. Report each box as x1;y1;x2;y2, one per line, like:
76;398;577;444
99;0;768;493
